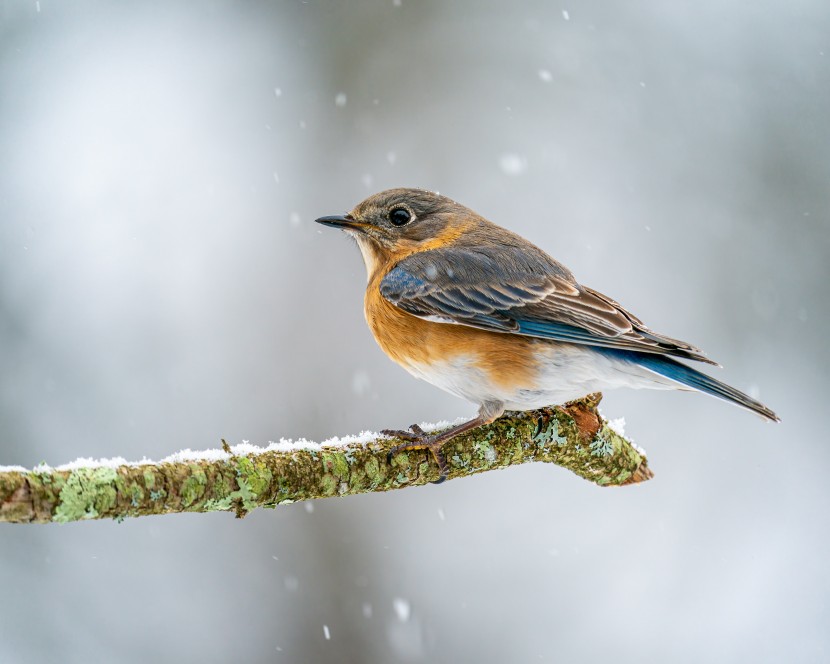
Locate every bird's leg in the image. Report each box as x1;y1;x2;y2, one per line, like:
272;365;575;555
383;402;504;484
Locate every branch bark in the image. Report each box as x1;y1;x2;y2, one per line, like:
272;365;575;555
0;394;651;524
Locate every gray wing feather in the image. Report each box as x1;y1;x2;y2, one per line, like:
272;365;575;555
380;246;717;365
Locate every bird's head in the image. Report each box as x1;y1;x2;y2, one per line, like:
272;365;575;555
315;188;476;277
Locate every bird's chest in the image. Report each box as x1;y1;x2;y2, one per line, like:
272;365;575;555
364;285;437;368
363;281;544;404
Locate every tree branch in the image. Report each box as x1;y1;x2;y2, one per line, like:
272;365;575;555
0;394;651;524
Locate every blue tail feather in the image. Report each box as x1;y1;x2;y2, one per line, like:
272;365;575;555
615;351;779;422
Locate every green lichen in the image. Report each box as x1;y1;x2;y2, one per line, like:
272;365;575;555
473;440;497;464
53;467;118;523
276;475;290;498
232;477;257;511
589;433;615;458
143;469;155;490
180;466;208;507
321;452;350;479
320;473;337;496
201;462;265;514
128;483;144;508
364;457;382;486
451;453;469;469
203;497;234;512
212;473;235;498
533;418;568;447
235;457;273;499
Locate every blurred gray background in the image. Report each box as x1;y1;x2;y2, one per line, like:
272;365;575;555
1;1;828;662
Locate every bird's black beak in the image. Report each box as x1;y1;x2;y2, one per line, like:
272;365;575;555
314;214;362;230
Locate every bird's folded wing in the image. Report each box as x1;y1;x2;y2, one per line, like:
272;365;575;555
379;246;717;365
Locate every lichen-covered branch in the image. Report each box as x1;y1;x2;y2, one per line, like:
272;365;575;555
0;394;651;525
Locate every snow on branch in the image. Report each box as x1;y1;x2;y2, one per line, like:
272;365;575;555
0;394;652;525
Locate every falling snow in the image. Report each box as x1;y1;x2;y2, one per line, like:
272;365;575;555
352;370;371;396
562;9;570;20
335;92;347;107
323;625;331;640
499;153;527;176
274;87;282;97
393;598;411;622
289;212;301;227
538;69;553;82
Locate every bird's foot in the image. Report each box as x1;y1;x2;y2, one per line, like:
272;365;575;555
382;424;448;484
381;423;428;442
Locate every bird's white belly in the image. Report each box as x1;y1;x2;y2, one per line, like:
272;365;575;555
402;342;675;410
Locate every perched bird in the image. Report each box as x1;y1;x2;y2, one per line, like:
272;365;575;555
316;188;779;482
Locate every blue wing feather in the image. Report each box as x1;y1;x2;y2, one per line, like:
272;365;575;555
381;266;429;299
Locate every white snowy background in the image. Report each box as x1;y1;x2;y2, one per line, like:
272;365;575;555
1;1;828;662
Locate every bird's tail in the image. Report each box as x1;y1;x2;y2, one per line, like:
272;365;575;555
631;353;780;422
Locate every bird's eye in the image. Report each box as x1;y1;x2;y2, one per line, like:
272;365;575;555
389;208;412;226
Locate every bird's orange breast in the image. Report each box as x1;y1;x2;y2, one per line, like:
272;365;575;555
364;276;541;393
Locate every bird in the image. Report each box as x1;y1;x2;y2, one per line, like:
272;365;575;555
315;188;779;482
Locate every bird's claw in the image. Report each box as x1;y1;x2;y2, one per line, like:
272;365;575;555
381;423;427;442
382;424;448;484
